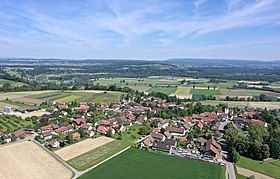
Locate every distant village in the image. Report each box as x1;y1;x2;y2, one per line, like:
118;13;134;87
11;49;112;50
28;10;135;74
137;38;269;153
0;94;271;165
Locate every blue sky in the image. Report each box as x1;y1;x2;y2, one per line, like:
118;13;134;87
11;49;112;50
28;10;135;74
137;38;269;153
0;0;279;60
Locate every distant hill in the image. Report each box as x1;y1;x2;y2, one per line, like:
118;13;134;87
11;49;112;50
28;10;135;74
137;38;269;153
164;58;280;67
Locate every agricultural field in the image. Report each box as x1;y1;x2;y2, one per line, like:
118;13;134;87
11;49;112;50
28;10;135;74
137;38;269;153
79;148;225;179
0;78;27;87
1;100;36;108
68;140;131;171
146;87;177;95
55;137;115;161
0;101;20;111
219;89;280;98
237;157;280;179
0;141;73;179
201;100;280;109
173;86;192;99
0;90;123;105
0;115;35;132
13;110;50;119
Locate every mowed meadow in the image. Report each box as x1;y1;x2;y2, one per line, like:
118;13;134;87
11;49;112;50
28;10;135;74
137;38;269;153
79;148;225;179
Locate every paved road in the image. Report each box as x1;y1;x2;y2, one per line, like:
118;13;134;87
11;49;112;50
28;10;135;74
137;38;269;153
226;162;236;179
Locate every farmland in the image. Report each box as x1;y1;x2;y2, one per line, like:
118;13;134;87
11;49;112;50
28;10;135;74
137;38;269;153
79;148;225;179
0;141;73;179
146;87;177;95
237;157;280;179
0;78;27;87
55;136;115;161
0;115;35;132
68;140;131;171
0;90;123;105
201;100;280;109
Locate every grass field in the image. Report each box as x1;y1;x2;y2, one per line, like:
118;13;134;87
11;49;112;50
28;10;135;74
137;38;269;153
174;86;191;95
146;87;177;95
55;137;115;161
0;115;35;132
0;141;72;179
237;156;280;179
1;100;35;108
0;78;27;87
79;148;225;179
201;100;280;109
191;89;221;96
68;140;131;171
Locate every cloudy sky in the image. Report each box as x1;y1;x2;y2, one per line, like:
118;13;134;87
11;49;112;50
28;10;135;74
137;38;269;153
0;0;279;60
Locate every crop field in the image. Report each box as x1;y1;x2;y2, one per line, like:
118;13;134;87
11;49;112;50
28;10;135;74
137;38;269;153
13;110;50;119
0;141;73;179
55;137;115;161
0;90;123;104
79;148;225;179
0;115;35;132
0;78;27;87
68;140;131;171
191;89;221;96
0;101;21;111
237;157;280;179
1;100;35;108
173;86;192;99
201;101;280;109
220;89;265;97
146;87;177;95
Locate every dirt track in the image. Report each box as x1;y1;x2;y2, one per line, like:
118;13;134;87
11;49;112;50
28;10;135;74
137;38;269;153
55;136;115;161
0;141;72;179
236;166;274;179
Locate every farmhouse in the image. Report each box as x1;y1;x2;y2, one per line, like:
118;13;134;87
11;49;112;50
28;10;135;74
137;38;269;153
49;139;60;148
204;138;222;159
166;126;185;136
55;125;73;135
13;128;34;139
150;133;165;142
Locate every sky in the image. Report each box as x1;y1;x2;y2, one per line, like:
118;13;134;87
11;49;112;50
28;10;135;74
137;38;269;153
0;0;280;60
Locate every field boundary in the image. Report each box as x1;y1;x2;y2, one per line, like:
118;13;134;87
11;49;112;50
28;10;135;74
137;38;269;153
76;146;131;178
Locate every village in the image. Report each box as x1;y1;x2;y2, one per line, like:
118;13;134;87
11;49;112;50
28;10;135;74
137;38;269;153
0;92;270;168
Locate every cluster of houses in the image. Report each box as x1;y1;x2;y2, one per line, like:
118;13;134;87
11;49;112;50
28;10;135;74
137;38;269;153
0;95;274;163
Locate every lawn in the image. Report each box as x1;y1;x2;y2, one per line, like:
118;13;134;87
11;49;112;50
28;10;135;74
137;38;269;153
79;148;225;179
146;87;177;95
237;156;280;179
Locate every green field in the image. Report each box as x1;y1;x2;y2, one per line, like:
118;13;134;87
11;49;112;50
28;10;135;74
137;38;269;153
68;140;131;171
0;78;27;87
191;89;221;96
146;87;177;95
238;157;280;179
0;100;36;108
79;148;225;179
174;86;191;94
0;115;35;132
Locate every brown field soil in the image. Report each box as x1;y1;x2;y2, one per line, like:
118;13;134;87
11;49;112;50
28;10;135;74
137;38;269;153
55;136;115;161
129;85;151;92
175;94;193;99
12;110;50;119
0;141;72;179
13;97;43;105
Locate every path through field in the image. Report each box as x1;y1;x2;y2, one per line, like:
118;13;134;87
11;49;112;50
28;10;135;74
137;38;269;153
236;166;274;179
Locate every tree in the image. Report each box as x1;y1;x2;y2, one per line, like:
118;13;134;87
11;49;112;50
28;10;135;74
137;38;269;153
269;138;280;159
193;85;195;89
67;132;73;144
231;148;240;163
2;83;11;92
11;133;16;142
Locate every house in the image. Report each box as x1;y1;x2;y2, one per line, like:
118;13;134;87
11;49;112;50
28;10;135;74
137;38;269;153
100;102;109;108
141;136;155;148
204;138;222;159
84;130;95;137
13;128;34;139
72;132;81;140
49;139;60;148
249;119;268;127
41;132;52;140
166;126;185;136
40;124;53;133
150;133;165;142
97;126;115;135
152;139;176;153
158;119;169;129
80;124;92;131
164;131;172;139
54;125;73;135
71;118;86;127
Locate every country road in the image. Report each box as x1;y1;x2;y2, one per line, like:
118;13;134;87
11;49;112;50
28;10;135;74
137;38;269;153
226;162;236;179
